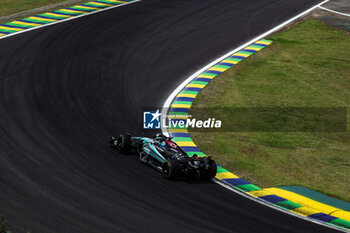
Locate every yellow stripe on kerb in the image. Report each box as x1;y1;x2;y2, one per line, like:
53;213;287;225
87;1;112;6
245;46;261;51
74;5;100;10
221;59;239;64
332;210;350;222
208;67;227;72
167;129;189;133
233;53;250;57
168;115;189;119
247;189;273;198
29;16;57;22
265;188;339;214
257;40;272;45
177;93;197;98
0;33;5;37
0;26;23;31
11;21;41;27
60;9;88;14
216;172;238;180
197;74;215;79
176;141;197;147
45;13;72;18
171;104;191;109
292;207;320;216
186;84;205;88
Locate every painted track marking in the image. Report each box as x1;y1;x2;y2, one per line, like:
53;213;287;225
319;6;350;17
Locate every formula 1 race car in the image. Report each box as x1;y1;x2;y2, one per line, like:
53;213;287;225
109;133;217;180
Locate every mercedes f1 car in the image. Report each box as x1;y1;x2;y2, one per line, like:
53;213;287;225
109;133;217;180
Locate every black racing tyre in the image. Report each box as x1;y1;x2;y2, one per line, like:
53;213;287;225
116;134;132;153
203;159;217;180
162;159;183;180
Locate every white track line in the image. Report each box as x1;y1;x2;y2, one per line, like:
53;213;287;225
0;0;141;40
160;0;348;232
161;0;329;137
319;6;350;17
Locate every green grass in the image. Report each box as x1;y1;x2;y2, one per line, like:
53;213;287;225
189;19;350;202
0;0;70;17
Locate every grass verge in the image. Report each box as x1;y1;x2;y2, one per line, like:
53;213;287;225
190;19;350;202
0;0;77;18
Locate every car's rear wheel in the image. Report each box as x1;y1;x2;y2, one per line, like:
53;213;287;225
116;134;132;153
162;159;183;180
203;159;217;180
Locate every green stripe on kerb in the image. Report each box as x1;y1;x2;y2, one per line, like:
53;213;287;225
173;137;193;142
235;184;261;192
172;101;192;105
168;112;188;116
55;9;81;15
5;22;33;28
190;81;208;85
250;45;264;49
179;91;198;95
329;218;350;229
214;65;230;69
260;39;273;43
187;151;206;156
238;51;253;55
70;6;95;11
274;200;302;210
217;166;229;173
97;0;120;4
200;72;217;77
39;13;66;19
226;57;242;62
0;28;19;33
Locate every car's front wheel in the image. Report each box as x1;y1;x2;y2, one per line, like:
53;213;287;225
116;134;132;153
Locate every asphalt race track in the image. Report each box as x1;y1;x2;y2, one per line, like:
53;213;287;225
0;0;342;232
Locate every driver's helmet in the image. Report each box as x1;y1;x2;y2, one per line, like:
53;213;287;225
160;141;166;148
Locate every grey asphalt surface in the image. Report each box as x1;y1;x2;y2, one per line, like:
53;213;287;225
323;0;350;14
0;0;343;232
